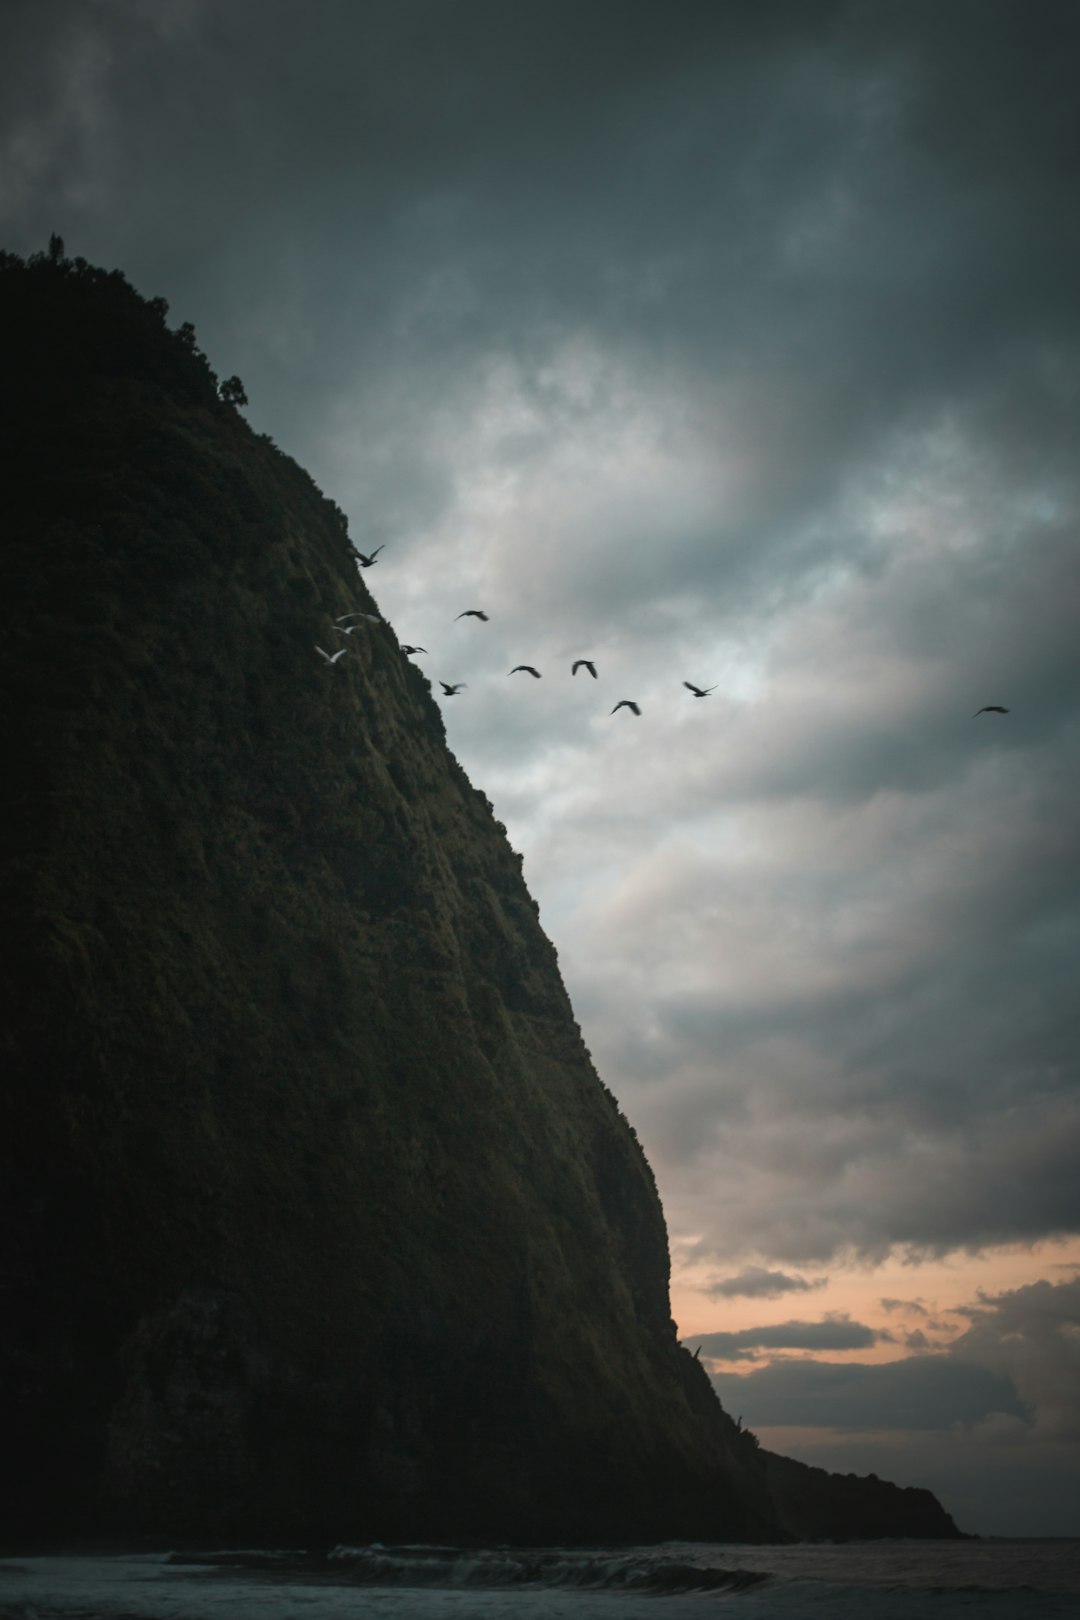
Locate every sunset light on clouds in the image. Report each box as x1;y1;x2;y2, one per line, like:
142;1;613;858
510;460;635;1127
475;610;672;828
4;0;1078;1535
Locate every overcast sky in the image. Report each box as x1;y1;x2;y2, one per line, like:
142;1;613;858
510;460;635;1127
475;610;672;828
4;0;1079;1536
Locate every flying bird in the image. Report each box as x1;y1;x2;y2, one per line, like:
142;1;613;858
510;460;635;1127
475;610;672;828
315;645;347;665
335;611;382;625
455;609;489;621
572;660;598;678
610;700;641;716
509;665;541;677
439;682;467;695
353;546;384;567
683;681;717;697
973;705;1010;717
400;645;427;655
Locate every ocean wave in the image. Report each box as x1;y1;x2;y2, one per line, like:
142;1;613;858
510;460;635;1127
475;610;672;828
329;1544;771;1593
168;1544;770;1594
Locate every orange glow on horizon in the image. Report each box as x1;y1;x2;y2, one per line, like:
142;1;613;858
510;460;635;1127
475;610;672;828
671;1237;1080;1375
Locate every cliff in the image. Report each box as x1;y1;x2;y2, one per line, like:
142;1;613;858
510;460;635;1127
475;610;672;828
0;247;779;1545
762;1451;963;1541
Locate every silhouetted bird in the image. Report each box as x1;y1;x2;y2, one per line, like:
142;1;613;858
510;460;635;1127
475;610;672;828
509;665;541;677
440;682;467;695
455;609;489;621
400;645;427;655
315;645;347;665
353;546;384;567
572;660;598;678
611;701;641;716
973;705;1010;717
683;681;717;697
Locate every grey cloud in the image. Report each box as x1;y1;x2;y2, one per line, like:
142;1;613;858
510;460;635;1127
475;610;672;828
556;723;1080;1261
711;1353;1027;1432
881;1299;927;1316
688;1314;883;1363
948;1276;1080;1441
708;1266;827;1300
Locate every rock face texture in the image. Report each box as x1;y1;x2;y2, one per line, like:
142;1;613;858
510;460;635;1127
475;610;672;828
762;1451;963;1541
0;249;779;1545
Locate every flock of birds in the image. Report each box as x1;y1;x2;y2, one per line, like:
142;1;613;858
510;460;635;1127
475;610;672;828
315;547;1012;721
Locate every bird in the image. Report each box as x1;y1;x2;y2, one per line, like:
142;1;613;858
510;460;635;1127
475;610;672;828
353;546;384;567
439;682;467;696
973;705;1010;717
509;665;541;677
335;611;382;624
572;659;598;678
315;645;347;664
455;609;489;621
400;645;427;655
683;681;717;697
611;700;641;716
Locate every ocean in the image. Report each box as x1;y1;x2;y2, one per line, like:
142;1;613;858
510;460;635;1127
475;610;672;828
2;1539;1077;1620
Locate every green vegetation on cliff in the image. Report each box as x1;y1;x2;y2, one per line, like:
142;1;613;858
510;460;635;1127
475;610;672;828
0;246;779;1545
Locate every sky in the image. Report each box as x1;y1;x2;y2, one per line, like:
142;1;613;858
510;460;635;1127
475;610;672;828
3;0;1079;1538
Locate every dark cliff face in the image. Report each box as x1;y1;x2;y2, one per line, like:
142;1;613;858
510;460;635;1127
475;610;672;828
0;250;779;1545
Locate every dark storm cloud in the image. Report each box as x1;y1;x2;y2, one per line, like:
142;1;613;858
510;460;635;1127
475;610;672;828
949;1275;1080;1440
711;1353;1027;1432
708;1266;827;1300
687;1313;883;1362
